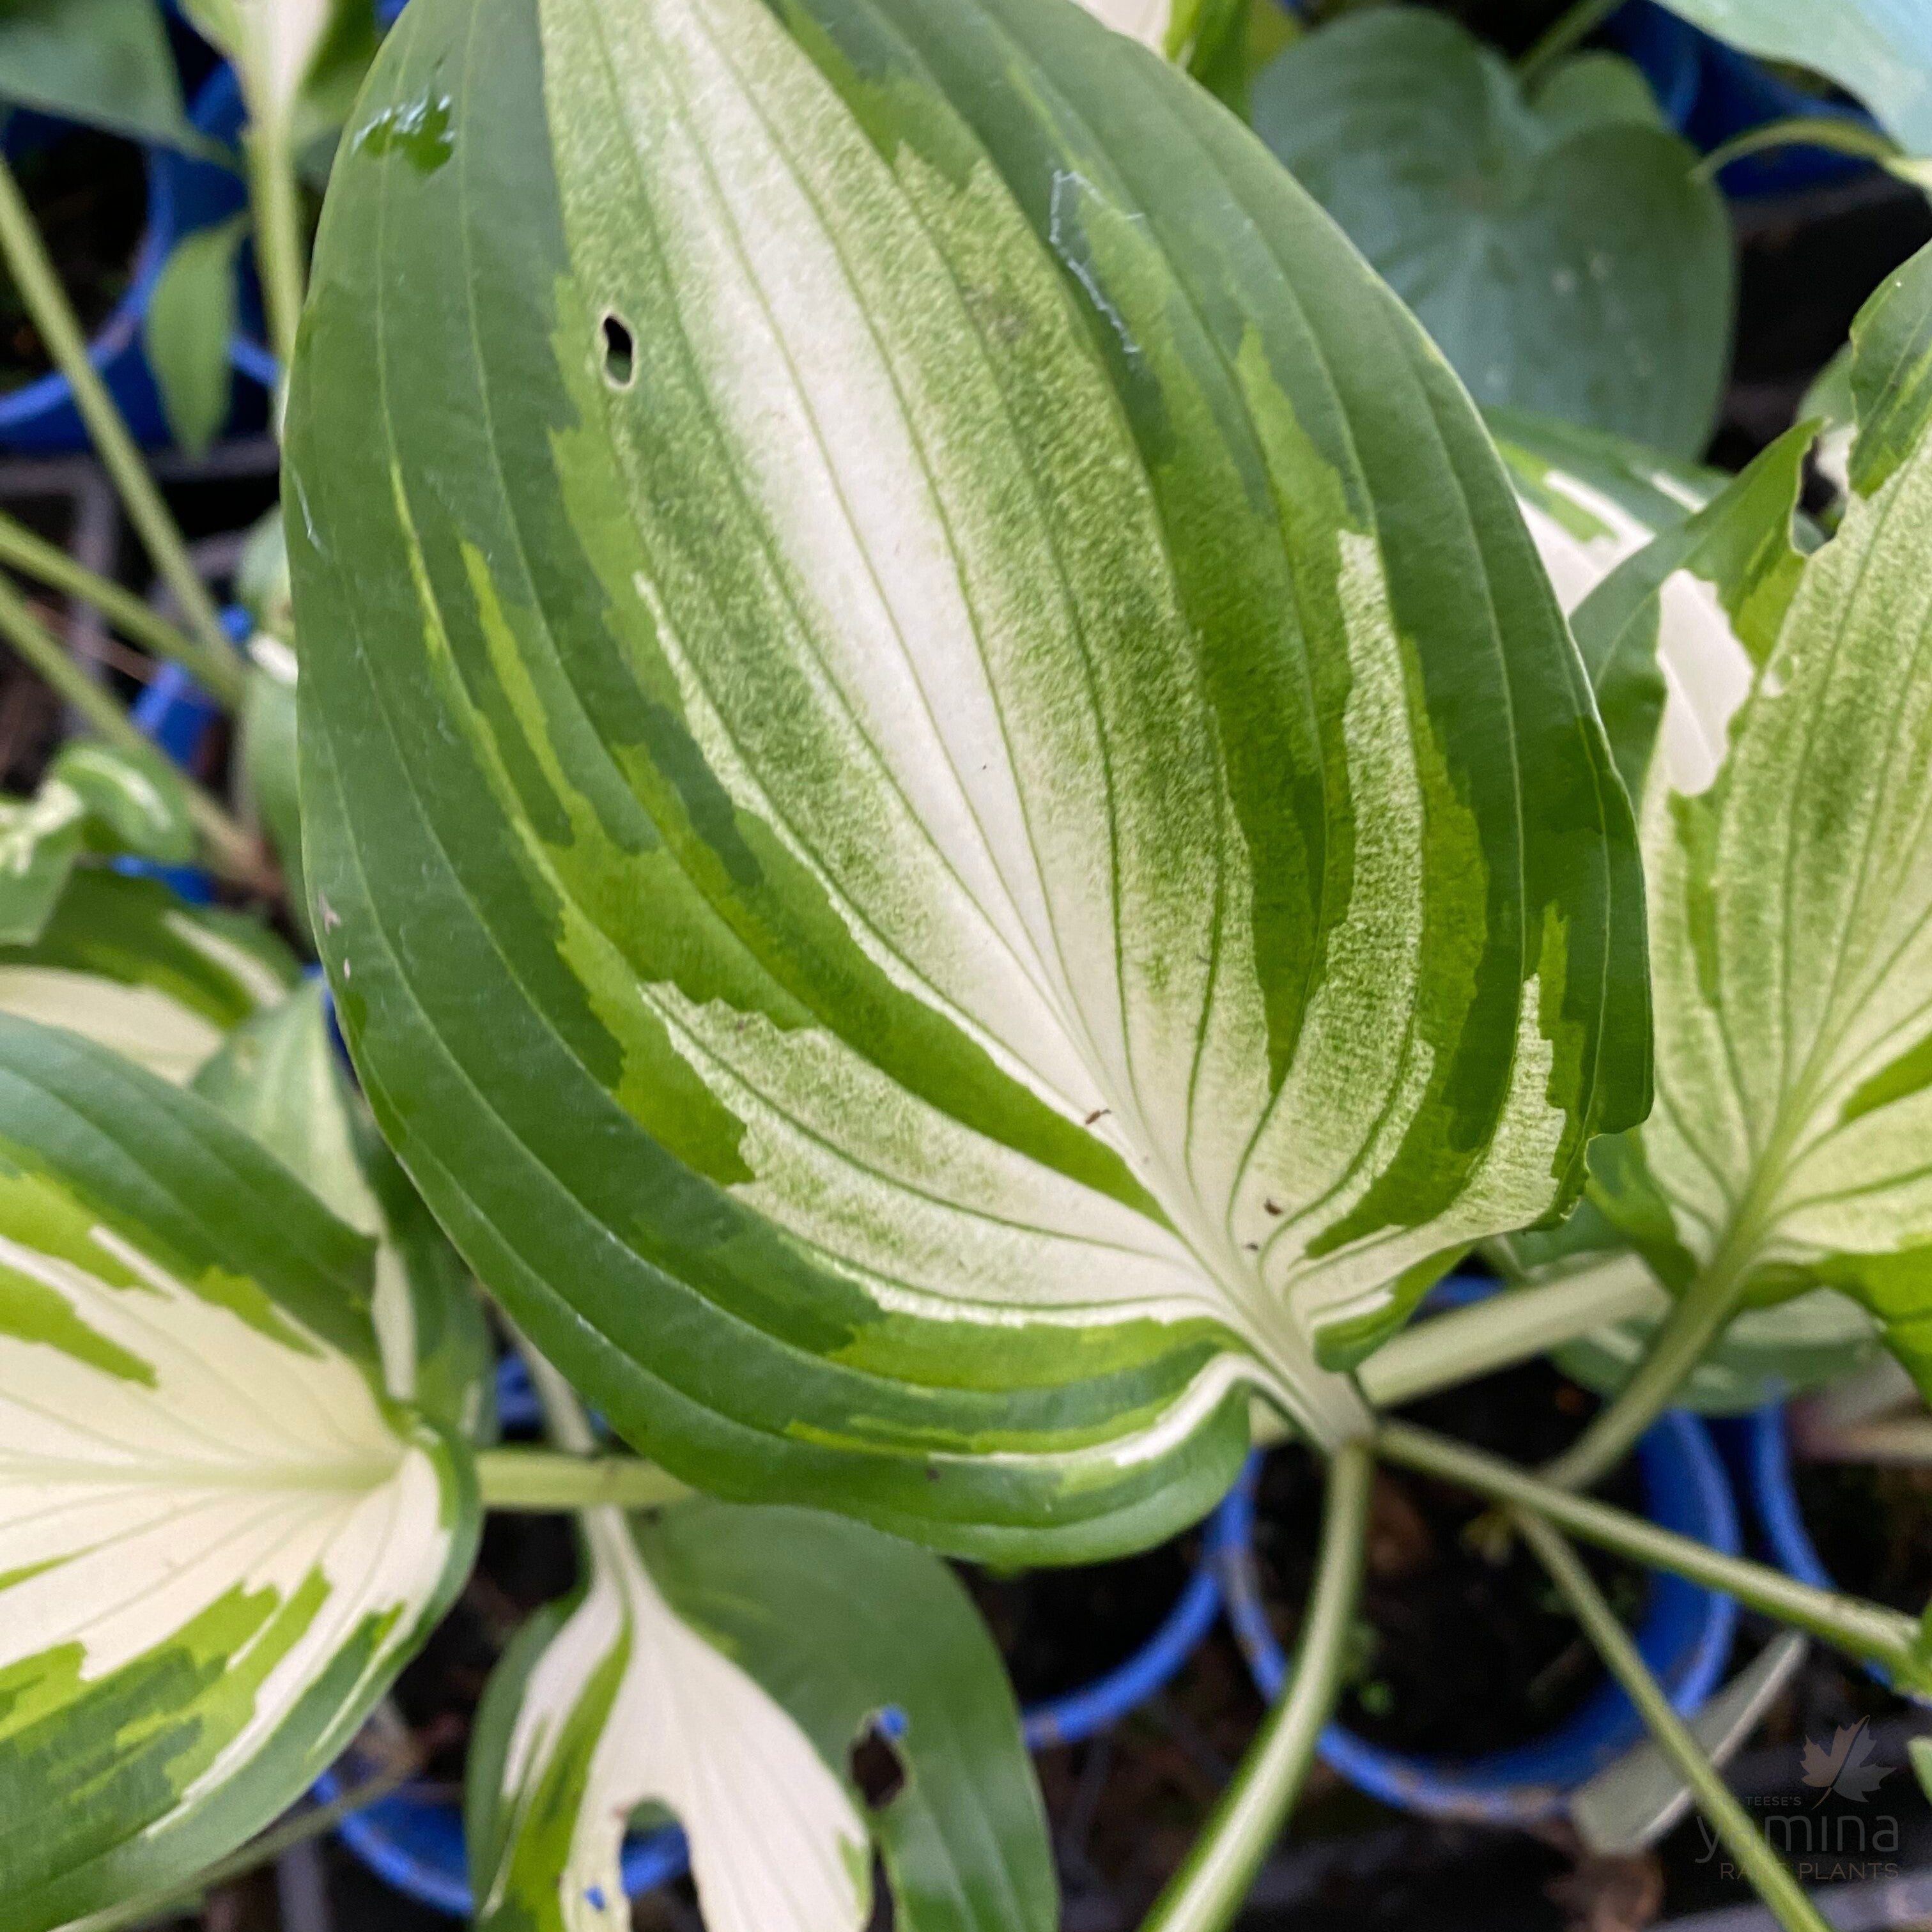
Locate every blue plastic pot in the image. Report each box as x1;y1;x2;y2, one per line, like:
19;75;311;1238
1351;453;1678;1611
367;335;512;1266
336;1352;1232;1917
0;125;174;452
0;68;277;453
310;1766;690;1917
1607;0;1878;200
1214;1413;1740;1825
1731;1402;1913;1697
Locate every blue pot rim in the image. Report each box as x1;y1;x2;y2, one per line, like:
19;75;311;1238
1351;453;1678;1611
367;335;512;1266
328;1352;1232;1917
0;63;280;448
493;1350;1225;1758
1736;1401;1912;1697
0;133;173;435
1213;1408;1740;1824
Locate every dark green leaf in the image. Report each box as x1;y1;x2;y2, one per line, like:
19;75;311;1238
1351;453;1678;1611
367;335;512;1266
0;0;205;152
1253;9;1733;455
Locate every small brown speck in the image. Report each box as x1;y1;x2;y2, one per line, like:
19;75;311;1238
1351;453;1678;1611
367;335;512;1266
1264;1199;1282;1217
1084;1108;1110;1127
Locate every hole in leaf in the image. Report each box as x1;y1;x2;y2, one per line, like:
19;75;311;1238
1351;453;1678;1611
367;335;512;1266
601;311;637;389
849;1712;908;1811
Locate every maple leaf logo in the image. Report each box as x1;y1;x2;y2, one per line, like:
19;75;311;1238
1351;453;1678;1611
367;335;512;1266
1800;1720;1894;1804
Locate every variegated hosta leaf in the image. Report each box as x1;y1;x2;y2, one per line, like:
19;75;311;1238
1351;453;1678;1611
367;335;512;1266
1489;406;1718;616
1578;240;1932;1402
470;1485;1055;1932
0;743;196;949
1491;1199;1880;1414
194;981;494;1440
0;1014;479;1932
0;869;297;1085
290;0;1646;1559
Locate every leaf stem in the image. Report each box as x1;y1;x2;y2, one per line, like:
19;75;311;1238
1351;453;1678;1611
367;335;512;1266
1376;1420;1926;1683
0;574;267;885
0;509;245;707
244;118;307;379
1517;0;1621;88
1797;1412;1932;1466
1515;1511;1832;1932
1139;1441;1373;1932
1693;115;1905;185
1537;1262;1745;1492
1356;1262;1664;1410
0;155;235;667
475;1447;692;1514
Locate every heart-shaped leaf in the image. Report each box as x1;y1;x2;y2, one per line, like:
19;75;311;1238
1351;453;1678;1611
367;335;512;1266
0;1014;479;1932
1563;242;1932;1408
290;0;1645;1559
1253;10;1733;456
1653;1;1932;160
0;869;297;1083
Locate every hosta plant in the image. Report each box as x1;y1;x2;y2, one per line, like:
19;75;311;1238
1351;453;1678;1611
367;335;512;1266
0;2;1931;1931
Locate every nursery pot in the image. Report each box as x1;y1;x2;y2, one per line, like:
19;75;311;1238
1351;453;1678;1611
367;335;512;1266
325;1357;1235;1917
0;64;281;453
1730;1402;1921;1697
0;123;174;452
1215;1412;1740;1825
1607;0;1878;201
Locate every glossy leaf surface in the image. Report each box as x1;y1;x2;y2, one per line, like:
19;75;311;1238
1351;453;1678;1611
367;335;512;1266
291;0;1645;1557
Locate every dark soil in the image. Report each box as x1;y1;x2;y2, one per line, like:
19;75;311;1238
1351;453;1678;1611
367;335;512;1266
0;128;148;390
971;1540;1198;1706
387;1510;578;1789
1791;1461;1932;1619
1254;1362;1649;1759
